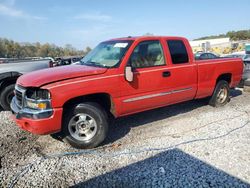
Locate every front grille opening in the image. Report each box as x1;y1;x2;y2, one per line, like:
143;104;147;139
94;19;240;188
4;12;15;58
16;91;22;105
15;85;25;107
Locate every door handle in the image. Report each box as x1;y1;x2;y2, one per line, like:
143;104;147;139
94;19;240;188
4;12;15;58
162;71;171;77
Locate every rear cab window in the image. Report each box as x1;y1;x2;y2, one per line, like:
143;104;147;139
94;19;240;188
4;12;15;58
167;40;189;64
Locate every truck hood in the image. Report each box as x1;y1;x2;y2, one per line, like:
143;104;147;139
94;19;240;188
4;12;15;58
18;65;107;87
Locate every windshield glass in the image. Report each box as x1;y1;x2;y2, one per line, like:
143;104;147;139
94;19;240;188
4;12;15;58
80;40;133;68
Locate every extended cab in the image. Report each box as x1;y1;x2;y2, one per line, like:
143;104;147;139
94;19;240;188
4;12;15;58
11;36;243;149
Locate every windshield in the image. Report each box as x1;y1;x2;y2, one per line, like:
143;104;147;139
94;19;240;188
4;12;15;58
80;40;133;68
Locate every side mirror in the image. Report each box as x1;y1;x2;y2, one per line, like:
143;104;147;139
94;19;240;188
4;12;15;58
125;66;134;82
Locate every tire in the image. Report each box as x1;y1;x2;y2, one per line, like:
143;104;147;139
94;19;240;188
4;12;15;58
63;102;108;149
0;84;15;111
237;79;245;88
209;80;230;107
245;79;250;87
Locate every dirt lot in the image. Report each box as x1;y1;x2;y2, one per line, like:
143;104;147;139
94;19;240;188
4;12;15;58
0;89;250;187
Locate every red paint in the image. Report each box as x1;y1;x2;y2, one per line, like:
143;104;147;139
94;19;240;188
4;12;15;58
18;65;107;87
13;36;243;135
13;108;63;135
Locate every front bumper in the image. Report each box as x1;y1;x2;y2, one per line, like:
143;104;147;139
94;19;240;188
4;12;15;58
11;97;63;135
11;97;53;119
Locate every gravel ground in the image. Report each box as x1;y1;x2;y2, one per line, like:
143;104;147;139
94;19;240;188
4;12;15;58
0;89;250;187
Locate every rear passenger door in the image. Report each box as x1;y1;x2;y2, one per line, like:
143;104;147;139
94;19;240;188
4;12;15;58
165;40;197;104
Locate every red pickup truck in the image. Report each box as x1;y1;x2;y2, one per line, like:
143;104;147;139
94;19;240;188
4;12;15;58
11;36;243;149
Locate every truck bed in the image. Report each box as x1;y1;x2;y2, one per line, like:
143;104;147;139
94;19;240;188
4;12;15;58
195;58;243;98
0;59;52;74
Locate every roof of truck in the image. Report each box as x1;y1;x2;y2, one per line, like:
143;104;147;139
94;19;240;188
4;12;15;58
108;36;187;41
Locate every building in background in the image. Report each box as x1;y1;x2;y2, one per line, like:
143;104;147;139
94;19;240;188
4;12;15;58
190;38;250;55
190;38;230;53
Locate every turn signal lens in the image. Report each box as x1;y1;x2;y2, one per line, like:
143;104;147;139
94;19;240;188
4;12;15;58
37;103;47;110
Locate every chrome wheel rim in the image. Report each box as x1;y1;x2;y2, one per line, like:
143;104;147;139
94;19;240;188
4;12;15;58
217;87;228;104
68;113;97;141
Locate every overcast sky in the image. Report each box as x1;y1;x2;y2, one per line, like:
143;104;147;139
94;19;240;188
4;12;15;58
0;0;250;49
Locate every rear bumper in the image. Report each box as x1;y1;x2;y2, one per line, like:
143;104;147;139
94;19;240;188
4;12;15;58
11;97;63;135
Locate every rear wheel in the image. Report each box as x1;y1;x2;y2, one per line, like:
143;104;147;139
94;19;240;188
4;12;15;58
0;84;15;111
209;80;230;107
63;102;108;149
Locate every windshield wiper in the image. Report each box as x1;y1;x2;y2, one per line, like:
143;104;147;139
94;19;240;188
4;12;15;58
84;61;108;68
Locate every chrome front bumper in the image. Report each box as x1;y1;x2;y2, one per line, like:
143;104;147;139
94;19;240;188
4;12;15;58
11;96;53;120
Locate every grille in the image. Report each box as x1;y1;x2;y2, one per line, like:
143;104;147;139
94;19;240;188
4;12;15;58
15;85;25;107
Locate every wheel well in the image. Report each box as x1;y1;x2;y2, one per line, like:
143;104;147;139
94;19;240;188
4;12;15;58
0;77;19;93
63;93;115;117
216;73;232;84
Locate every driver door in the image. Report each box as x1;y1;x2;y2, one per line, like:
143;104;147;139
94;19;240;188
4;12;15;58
119;40;172;115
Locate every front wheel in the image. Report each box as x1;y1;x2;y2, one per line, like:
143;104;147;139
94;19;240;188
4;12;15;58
209;80;230;107
63;102;108;149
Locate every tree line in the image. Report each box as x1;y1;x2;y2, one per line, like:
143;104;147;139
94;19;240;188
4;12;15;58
194;29;250;41
0;38;91;58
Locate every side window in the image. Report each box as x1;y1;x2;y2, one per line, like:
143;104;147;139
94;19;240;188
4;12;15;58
167;40;189;64
130;40;165;68
208;53;217;59
200;54;208;60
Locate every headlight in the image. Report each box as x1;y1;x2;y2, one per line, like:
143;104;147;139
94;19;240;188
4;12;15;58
25;88;51;110
25;99;51;110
